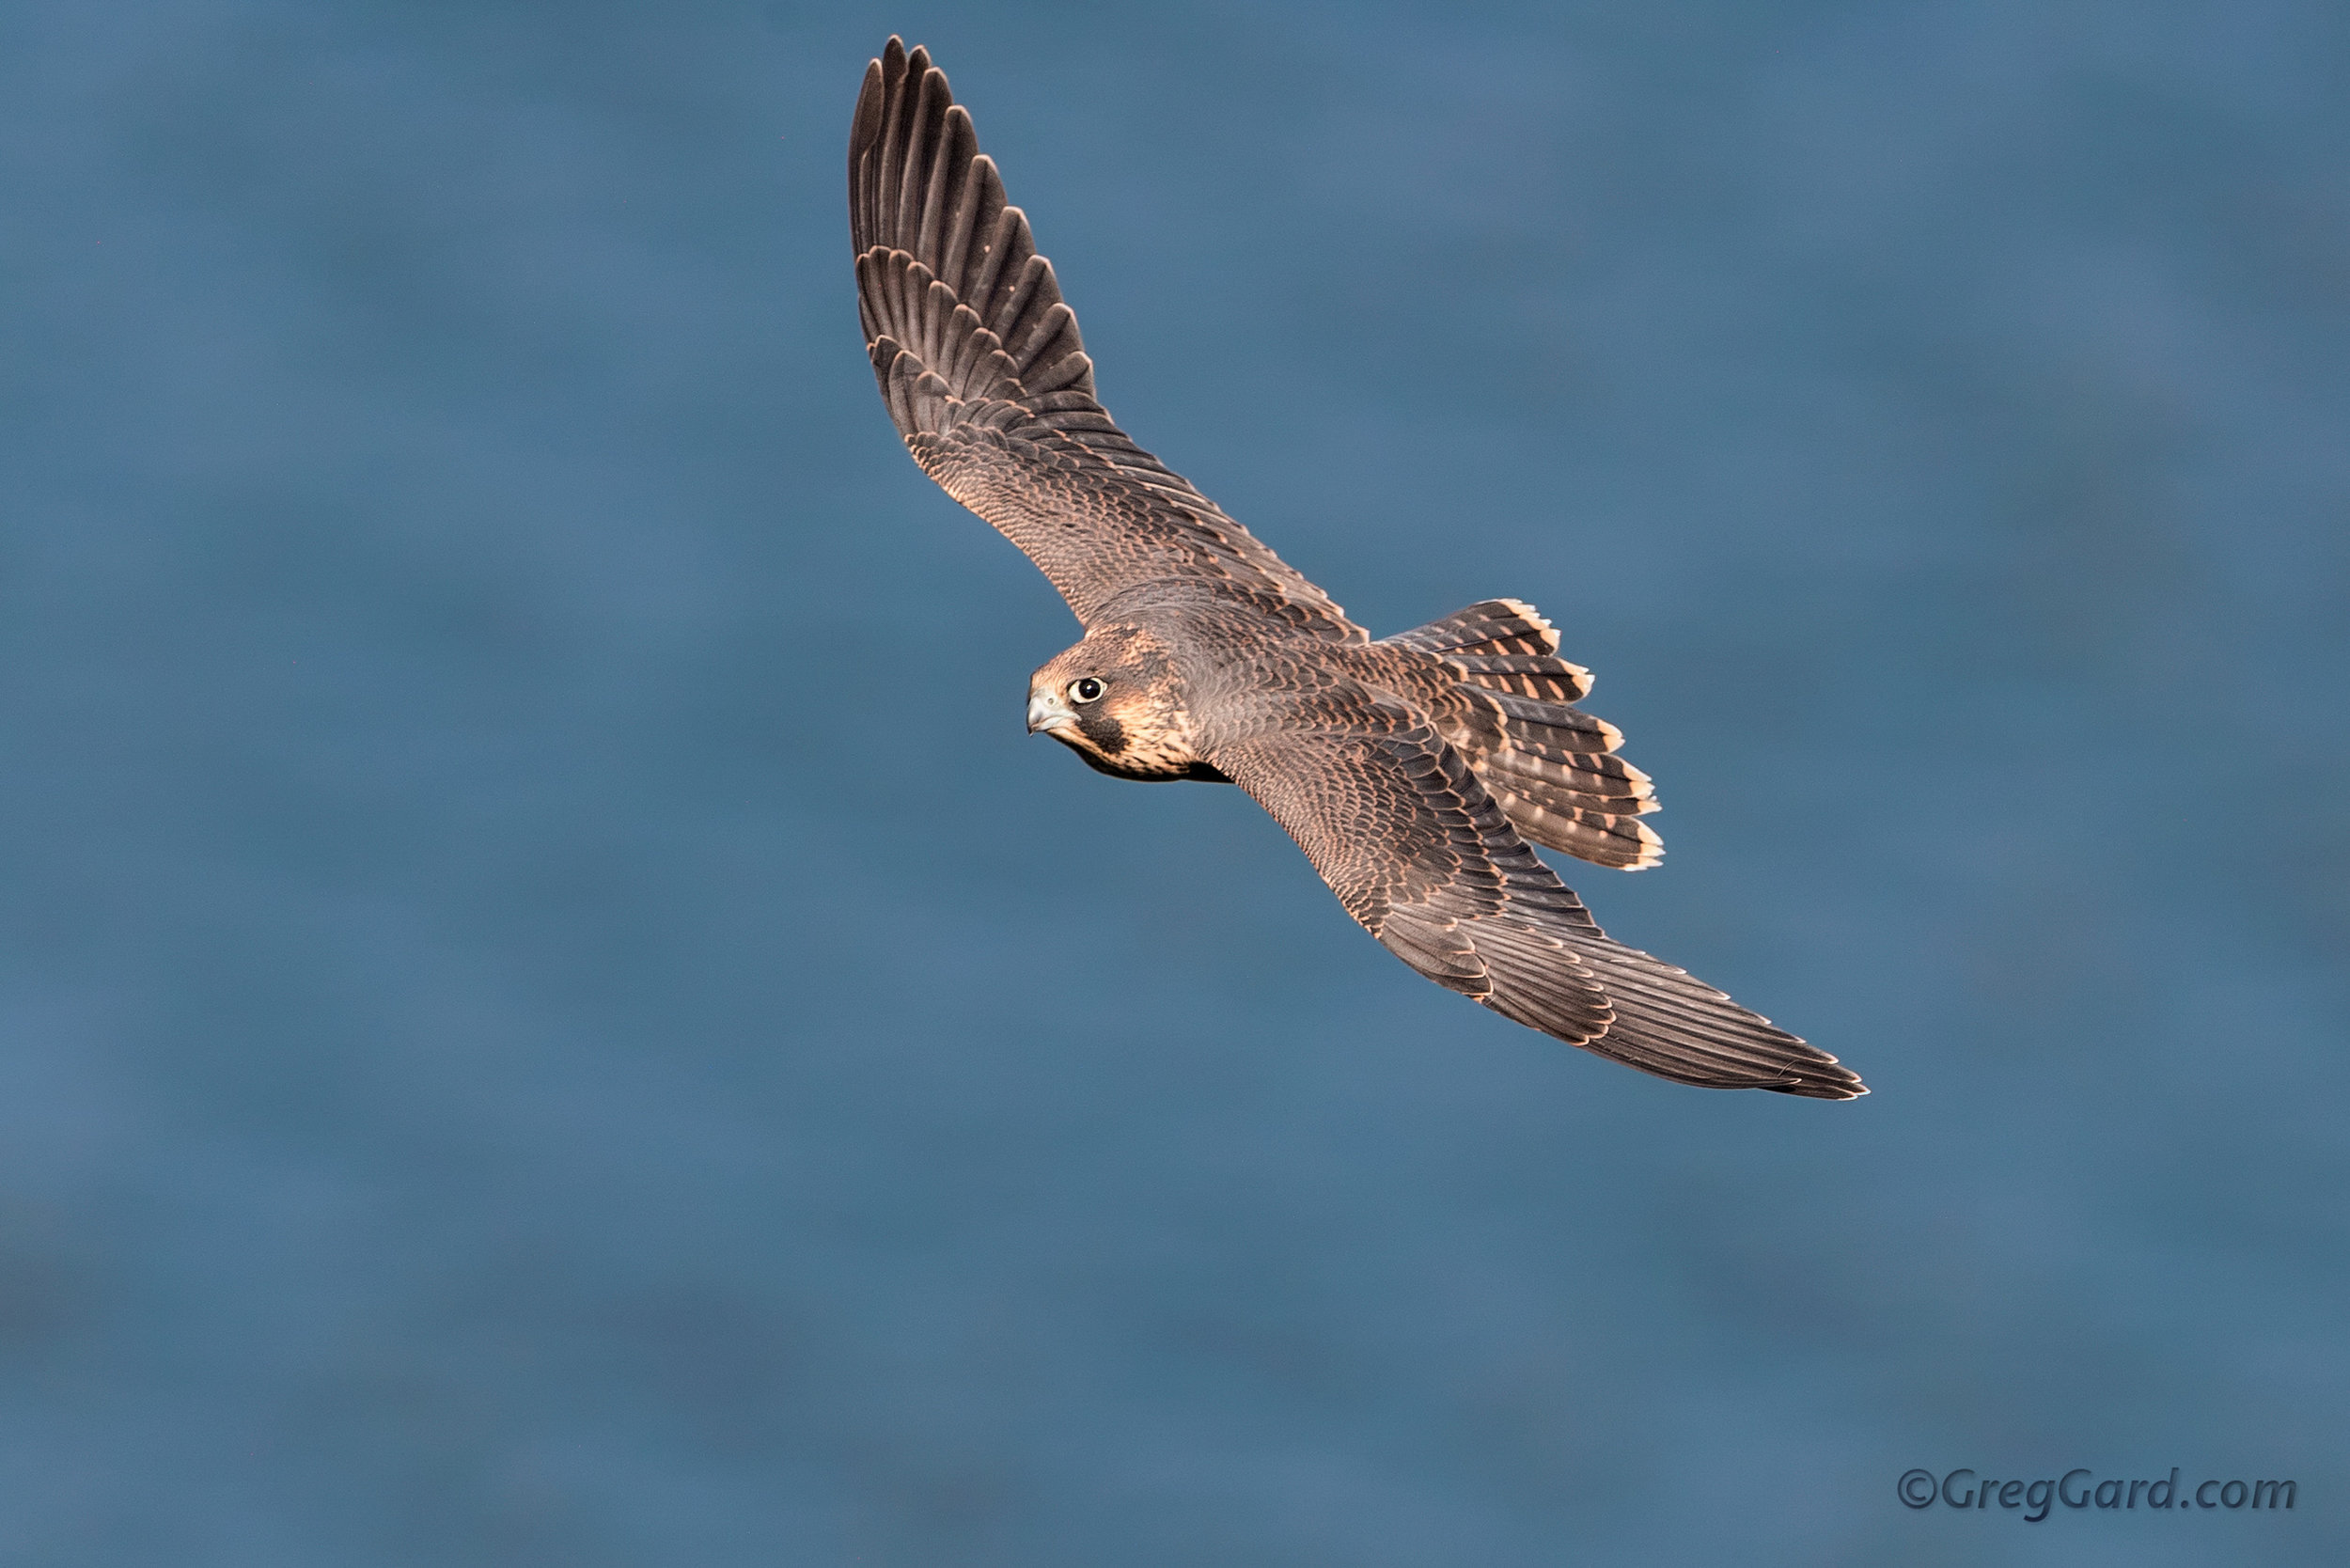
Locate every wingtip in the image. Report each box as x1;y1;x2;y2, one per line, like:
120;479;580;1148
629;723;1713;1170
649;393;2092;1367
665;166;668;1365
1771;1043;1868;1100
1776;1074;1869;1101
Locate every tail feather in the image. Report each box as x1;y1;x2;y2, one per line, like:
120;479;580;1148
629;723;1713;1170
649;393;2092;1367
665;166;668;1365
1482;686;1625;758
1485;784;1664;869
1384;599;1666;870
1386;599;1590;691
1444;652;1591;706
1477;743;1652;808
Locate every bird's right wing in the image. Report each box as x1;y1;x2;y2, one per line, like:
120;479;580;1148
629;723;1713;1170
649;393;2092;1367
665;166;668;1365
1211;708;1865;1098
851;38;1358;637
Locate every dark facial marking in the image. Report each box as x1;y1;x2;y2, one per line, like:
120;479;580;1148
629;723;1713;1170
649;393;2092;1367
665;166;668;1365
1079;711;1128;755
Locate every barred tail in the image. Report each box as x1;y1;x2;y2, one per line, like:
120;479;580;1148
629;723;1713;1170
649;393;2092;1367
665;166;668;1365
1385;597;1593;700
1385;599;1664;870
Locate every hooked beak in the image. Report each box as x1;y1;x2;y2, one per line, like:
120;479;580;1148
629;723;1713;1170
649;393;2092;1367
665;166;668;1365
1026;689;1078;737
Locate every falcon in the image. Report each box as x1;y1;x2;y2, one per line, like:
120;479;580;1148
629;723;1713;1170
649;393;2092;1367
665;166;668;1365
848;38;1864;1099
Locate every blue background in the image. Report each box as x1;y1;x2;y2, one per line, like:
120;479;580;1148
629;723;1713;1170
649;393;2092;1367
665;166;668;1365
4;2;2344;1562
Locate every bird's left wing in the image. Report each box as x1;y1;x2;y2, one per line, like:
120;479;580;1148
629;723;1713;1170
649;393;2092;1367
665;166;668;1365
1211;705;1866;1098
850;38;1357;636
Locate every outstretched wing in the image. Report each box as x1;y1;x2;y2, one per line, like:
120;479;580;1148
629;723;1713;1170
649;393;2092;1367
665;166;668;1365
850;38;1357;635
1211;702;1865;1099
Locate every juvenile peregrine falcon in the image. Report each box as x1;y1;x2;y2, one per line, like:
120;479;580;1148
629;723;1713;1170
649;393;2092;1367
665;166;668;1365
849;38;1864;1099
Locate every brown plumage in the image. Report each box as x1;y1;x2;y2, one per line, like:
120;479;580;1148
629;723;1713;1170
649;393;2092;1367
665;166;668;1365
849;38;1863;1099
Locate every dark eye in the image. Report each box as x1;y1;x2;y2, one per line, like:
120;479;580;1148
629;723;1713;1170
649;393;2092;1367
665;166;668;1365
1070;677;1104;704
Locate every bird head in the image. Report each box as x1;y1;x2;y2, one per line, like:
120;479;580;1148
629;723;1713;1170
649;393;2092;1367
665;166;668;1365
1026;625;1210;781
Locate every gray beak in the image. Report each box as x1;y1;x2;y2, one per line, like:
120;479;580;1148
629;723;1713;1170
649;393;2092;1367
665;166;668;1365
1026;689;1077;736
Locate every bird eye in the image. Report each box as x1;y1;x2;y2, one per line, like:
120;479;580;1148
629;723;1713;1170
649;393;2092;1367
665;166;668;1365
1070;677;1104;703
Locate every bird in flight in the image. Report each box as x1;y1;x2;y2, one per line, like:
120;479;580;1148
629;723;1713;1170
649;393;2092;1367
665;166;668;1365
848;38;1863;1099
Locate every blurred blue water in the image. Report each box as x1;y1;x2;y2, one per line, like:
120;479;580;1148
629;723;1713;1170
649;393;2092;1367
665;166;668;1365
2;2;2344;1563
